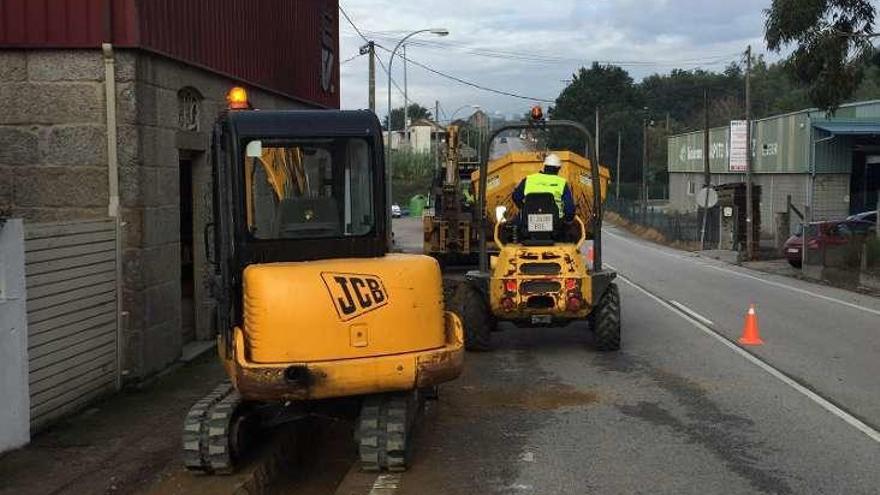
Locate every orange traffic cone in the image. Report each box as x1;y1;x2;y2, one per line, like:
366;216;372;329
738;303;764;345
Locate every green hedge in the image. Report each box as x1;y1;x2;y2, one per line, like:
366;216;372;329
390;150;436;204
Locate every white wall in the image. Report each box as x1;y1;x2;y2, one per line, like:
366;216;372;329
0;219;30;452
409;126;434;153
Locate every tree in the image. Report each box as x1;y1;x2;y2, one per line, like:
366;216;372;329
383;103;433;130
550;63;644;186
765;0;877;111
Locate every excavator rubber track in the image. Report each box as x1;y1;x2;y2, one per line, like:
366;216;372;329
182;381;245;474
357;392;419;472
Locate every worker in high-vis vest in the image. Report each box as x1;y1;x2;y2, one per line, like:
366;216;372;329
512;153;576;221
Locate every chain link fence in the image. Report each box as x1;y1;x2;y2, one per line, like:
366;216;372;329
606;197;720;247
800;219;880;291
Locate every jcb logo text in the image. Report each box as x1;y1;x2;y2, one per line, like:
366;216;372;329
321;272;389;321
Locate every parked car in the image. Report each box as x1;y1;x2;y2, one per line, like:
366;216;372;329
391;204;402;218
846;210;877;224
783;219;876;268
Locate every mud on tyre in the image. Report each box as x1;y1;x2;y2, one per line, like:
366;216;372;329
591;282;621;351
451;281;493;351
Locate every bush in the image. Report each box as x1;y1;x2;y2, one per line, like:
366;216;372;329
390;150;436;204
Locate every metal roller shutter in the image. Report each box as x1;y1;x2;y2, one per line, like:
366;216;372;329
24;219;121;431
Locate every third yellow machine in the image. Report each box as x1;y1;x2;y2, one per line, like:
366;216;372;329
182;87;463;474
452;109;621;351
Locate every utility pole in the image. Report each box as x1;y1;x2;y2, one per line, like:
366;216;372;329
595;107;600;166
403;44;409;146
700;89;711;250
745;45;754;261
359;41;376;113
616;132;622;200
435;100;440;171
642;111;649;215
368;42;375;113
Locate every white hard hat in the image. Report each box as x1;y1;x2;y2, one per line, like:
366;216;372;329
543;153;562;169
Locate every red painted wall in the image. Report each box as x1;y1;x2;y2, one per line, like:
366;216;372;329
0;0;339;108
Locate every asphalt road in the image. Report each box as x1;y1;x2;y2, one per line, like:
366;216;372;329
335;219;880;495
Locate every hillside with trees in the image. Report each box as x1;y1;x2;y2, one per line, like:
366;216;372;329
550;58;880;198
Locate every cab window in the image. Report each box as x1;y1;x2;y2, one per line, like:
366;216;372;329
244;138;374;240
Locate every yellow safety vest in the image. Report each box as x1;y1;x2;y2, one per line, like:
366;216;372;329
523;172;567;217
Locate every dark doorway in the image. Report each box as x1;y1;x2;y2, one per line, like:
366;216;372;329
180;158;196;344
851;143;880;215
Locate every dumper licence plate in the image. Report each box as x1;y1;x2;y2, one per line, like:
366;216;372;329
528;214;553;232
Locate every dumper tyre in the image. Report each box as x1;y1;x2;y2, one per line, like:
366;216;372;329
592;282;621;351
454;282;493;351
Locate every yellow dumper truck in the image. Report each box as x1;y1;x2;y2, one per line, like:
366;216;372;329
452;110;620;351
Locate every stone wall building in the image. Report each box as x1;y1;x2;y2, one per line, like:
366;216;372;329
0;0;340;382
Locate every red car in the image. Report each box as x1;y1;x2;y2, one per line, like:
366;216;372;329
783;220;876;267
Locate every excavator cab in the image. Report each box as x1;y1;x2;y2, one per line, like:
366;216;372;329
182;88;464;475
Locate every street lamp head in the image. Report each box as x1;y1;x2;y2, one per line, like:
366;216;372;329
430;28;450;36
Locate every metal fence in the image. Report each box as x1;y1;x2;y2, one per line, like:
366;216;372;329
802;223;880;291
606;197;720;247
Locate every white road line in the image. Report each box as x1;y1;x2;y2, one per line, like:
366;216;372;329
368;473;401;495
669;300;715;326
603;229;880;317
616;273;880;445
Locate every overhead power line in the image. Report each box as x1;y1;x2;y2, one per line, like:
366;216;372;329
355;28;742;68
339;4;421;113
339;4;369;43
341;52;363;65
373;54;406;99
374;44;554;103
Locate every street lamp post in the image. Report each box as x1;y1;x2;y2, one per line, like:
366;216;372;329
386;28;449;245
448;104;480;123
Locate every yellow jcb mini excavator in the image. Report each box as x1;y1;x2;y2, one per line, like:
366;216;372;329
182;87;464;474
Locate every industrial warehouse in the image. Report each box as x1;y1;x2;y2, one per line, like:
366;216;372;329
667;100;880;239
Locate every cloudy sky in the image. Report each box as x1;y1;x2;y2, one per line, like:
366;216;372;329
338;0;783;121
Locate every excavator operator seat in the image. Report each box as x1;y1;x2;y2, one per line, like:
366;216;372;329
275;198;341;238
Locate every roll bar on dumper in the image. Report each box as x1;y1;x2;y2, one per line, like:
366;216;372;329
471;118;616;299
